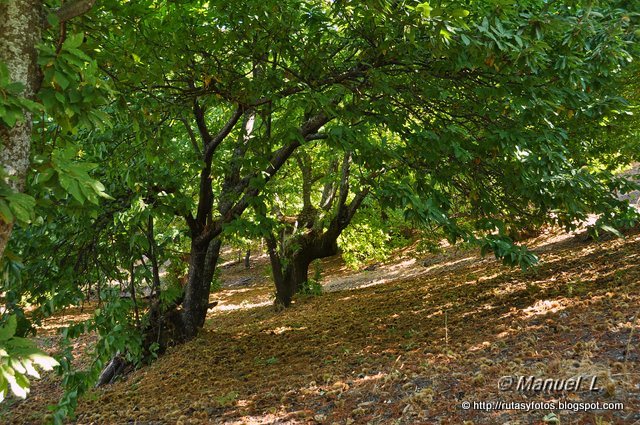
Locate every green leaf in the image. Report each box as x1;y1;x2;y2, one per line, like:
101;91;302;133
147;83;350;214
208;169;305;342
2;109;19;127
0;376;7;403
416;2;432;18
28;352;59;371
599;224;623;238
18;98;43;114
0;316;17;341
14;372;29;392
54;71;70;90
58;174;85;204
23;359;40;379
62;33;84;50
35;167;55;185
1;365;27;399
0;200;14;224
451;8;469;18
0;62;8;85
5;81;25;94
46;13;60;27
6;192;36;223
9;358;26;375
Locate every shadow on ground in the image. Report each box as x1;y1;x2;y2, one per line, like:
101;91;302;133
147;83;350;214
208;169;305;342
5;228;640;424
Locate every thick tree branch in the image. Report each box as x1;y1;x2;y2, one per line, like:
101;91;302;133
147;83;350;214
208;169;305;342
180;117;202;157
189;104;243;232
305;133;328;141
295;152;313;214
337;152;352;211
346;187;370;222
320;159;340;211
192;99;212;149
264;231;286;302
185;213;197;233
203;106;244;163
194;113;331;245
218;109;255;216
44;0;96;28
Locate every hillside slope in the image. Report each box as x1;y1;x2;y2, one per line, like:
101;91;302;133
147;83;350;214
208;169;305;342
5;228;640;424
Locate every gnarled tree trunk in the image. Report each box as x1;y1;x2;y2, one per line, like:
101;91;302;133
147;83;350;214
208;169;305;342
267;153;371;308
163;104;329;343
268;231;340;308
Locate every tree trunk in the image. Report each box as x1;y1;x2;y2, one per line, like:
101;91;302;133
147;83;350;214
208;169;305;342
244;249;250;269
111;238;221;378
96;353;128;386
203;238;222;289
269;181;368;308
272;231;340;308
180;238;222;339
0;0;96;260
273;252;313;308
0;0;42;259
146;215;162;298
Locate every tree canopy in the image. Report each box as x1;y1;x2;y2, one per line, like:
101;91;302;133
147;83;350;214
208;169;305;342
0;0;638;421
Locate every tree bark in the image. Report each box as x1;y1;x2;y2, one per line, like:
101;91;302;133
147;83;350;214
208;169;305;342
0;0;96;259
271;231;340;308
180;238;222;339
276;253;312;307
268;152;371;307
0;0;42;259
266;234;310;308
96;353;127;386
244;249;251;269
145;215;162;298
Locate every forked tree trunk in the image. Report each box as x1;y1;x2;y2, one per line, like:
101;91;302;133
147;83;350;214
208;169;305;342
269;230;341;308
100;238;221;383
267;152;370;308
272;252;313;308
138;103;329;349
138;237;222;354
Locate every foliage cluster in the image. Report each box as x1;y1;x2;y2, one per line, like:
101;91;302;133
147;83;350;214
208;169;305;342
0;0;639;422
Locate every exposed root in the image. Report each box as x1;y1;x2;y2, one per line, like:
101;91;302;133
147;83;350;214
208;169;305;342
96;354;130;387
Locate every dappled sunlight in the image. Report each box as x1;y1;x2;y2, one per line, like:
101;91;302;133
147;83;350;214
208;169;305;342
421;255;478;273
37;306;95;335
459;303;499;319
489;280;527;298
219;286;259;296
262;326;308;335
522;298;570;318
7;227;640;424
215;300;272;312
322;254;487;294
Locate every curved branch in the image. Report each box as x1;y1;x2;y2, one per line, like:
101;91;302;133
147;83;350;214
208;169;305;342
44;0;96;28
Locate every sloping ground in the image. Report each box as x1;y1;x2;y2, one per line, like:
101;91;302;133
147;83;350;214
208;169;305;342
4;227;640;424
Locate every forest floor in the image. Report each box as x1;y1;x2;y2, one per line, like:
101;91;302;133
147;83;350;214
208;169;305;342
3;225;640;424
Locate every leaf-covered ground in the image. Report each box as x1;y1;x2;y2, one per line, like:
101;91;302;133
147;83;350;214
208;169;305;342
4;227;640;424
